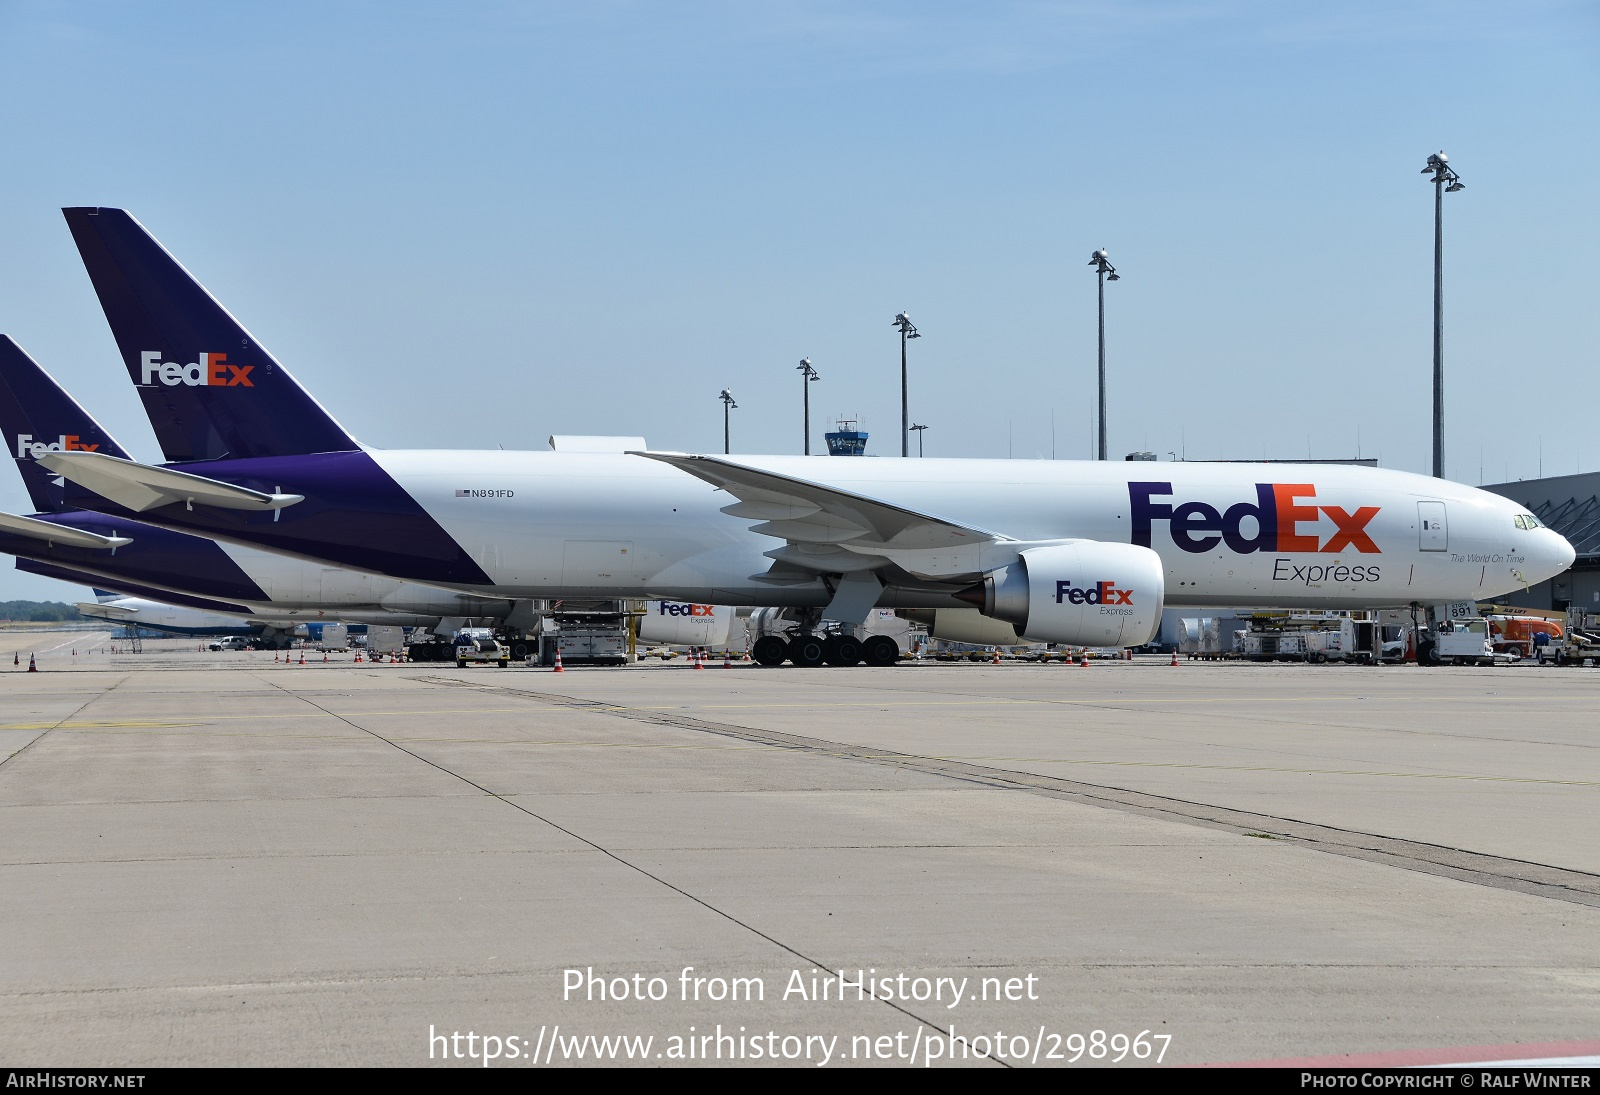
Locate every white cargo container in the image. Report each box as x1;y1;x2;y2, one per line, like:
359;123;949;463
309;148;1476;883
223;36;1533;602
541;628;629;666
367;625;407;655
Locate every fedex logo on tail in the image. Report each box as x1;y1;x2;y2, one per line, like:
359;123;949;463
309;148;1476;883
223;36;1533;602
1130;482;1380;555
139;351;254;388
15;434;99;459
1055;580;1133;605
658;602;716;617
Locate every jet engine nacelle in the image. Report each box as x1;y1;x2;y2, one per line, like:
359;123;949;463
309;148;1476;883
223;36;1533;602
638;601;734;648
967;541;1164;647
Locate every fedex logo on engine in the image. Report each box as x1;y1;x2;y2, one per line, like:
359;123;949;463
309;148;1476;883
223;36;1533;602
658;602;716;617
1130;482;1380;555
139;351;254;388
15;434;99;459
1055;580;1133;606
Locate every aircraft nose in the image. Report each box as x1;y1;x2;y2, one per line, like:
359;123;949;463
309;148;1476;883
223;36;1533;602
1548;529;1577;576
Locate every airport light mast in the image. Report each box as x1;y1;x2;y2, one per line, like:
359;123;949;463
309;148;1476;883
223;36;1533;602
1088;248;1119;461
1422;151;1464;480
719;388;737;455
797;357;820;455
892;312;919;458
911;422;928;457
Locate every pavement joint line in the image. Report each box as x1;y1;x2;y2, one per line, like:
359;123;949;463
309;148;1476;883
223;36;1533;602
0;674;130;769
414;676;1600;909
249;672;995;1062
0;839;1173;868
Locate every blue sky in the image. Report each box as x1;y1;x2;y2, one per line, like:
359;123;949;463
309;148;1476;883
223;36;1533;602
0;0;1596;601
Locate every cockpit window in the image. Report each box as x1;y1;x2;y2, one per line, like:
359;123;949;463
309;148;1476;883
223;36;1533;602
1515;514;1543;530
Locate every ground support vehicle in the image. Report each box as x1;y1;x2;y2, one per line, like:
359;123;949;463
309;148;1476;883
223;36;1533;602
1242;613;1379;664
1531;609;1600;665
453;629;511;668
1418;617;1510;666
1475;607;1567;660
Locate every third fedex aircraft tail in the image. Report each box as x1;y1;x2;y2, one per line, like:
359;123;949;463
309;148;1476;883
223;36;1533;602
62;208;359;463
0;335;132;512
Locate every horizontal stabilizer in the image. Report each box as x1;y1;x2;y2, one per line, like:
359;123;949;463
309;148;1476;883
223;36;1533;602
76;600;139;618
36;450;303;513
0;510;133;549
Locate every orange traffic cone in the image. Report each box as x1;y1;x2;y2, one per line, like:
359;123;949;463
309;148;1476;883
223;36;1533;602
354;650;363;664
274;651;280;663
743;648;751;663
298;650;306;665
27;653;37;672
693;648;704;670
1170;649;1180;667
992;647;1001;665
723;649;732;668
323;651;329;663
552;648;564;673
1079;649;1089;667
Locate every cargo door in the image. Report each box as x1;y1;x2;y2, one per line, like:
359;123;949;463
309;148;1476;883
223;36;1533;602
561;541;636;587
1418;501;1448;552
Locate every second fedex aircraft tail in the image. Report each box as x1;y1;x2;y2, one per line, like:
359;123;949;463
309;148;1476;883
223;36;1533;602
0;336;133;512
62;207;360;463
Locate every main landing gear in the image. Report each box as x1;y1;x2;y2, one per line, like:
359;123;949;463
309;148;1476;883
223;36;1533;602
750;631;900;667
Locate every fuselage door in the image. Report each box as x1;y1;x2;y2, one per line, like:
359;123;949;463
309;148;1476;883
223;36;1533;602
1418;501;1448;552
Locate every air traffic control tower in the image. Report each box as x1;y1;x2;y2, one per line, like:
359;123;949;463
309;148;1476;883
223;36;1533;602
825;417;868;456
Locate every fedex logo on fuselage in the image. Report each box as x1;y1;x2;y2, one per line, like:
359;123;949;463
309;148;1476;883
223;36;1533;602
658;602;716;617
139;351;254;388
15;434;99;459
1055;580;1133;605
1130;482;1380;555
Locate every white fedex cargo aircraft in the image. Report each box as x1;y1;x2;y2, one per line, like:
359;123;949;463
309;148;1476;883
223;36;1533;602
37;207;1577;667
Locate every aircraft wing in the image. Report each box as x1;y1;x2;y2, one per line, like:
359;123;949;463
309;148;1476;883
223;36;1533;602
0;510;133;549
631;452;1023;583
35;451;304;513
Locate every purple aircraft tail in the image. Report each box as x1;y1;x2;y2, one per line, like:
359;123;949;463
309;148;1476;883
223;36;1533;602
62;208;360;463
0;336;133;513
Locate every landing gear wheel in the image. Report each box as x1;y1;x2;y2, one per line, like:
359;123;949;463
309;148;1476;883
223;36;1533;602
510;642;531;661
752;635;789;666
861;634;900;667
788;634;827;667
823;635;863;666
1417;640;1440;667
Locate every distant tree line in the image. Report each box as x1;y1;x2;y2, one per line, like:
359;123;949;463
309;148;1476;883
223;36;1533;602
0;601;82;622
